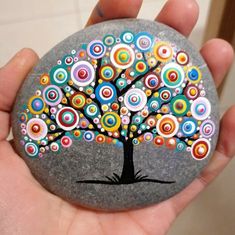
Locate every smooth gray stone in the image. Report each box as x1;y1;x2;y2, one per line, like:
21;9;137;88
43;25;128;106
12;19;219;211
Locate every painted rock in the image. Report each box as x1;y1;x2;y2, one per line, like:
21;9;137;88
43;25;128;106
12;19;219;211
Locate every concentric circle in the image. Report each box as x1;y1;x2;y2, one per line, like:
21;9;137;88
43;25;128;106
191;97;211;120
83;131;95;142
103;35;115;46
144;73;160;89
95;82;117;104
56;107;79;131
84;104;99;118
170;95;190;116
99;64;116;81
176;51;189;65
187;66;202;84
153;42;173;62
156;114;179;138
200;120;215;138
161;63;185;88
101;112;121;132
180;118;197;137
70;92;86;109
135;32;153;52
148;98;161;112
26;118;48;141
110;44;135;69
61;136;72;148
50;67;68;86
134;60;148;74
71;61;95;87
191;138;211;160
87;40;106;59
43;85;63;106
25;142;39;158
121;31;134;44
184;85;199;100
159;88;172;102
28;96;45;114
124;88;147;111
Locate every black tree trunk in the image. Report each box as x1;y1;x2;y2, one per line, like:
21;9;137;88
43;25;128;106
120;140;135;183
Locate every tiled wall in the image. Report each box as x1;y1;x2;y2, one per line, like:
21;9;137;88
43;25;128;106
0;1;234;234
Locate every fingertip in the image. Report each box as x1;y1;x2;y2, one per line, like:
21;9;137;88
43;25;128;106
156;0;199;37
200;39;234;87
86;0;143;27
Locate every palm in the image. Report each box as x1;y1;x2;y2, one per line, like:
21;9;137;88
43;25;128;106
0;0;234;235
0;142;180;234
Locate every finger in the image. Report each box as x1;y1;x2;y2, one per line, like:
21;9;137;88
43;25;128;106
86;0;143;26
200;39;234;88
0;48;39;112
156;0;199;37
0;111;9;141
169;105;235;215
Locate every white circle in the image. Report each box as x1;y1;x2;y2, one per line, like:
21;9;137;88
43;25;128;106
124;88;147;112
110;44;135;69
191;97;211;120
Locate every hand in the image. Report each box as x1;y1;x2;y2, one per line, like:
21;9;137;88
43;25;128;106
0;0;234;234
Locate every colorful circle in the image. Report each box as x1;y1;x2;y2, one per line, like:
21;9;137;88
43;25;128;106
25;142;39;158
71;61;95;87
187;66;202;84
87;40;106;59
180;118;198;137
159;88;172;102
99;64;116;81
84;104;99;118
61;136;72;148
184;85;199;100
200;120;215;138
96;134;106;143
170;95;190;116
50;142;60;152
134;60;148;74
43;85;63;106
148;98;161;112
56;107;79;131
156;114;179;138
50;67;68;86
40;74;50;85
26;118;48;141
161;63;185;88
70;92;86;109
191;97;211;120
144;73;160;89
101;112;121;132
103;35;115;46
121;31;134;44
176;51;189;65
191;138;210;160
28;96;45;115
110;44;135;69
95;82;117;104
116;78;127;89
153;42;173;62
135;32;153;52
124;88;147;111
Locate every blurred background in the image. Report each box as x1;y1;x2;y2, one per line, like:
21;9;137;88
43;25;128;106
0;0;234;234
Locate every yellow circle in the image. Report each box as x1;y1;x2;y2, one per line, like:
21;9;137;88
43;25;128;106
153;42;173;62
101;112;121;132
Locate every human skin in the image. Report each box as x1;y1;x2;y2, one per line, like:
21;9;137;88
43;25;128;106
0;0;234;234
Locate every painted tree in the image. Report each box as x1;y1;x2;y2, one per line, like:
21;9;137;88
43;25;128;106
19;31;214;184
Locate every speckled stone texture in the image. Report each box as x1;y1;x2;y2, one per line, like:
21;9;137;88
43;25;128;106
12;19;219;211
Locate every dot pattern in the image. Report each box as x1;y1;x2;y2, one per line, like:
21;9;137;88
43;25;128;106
19;30;215;161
